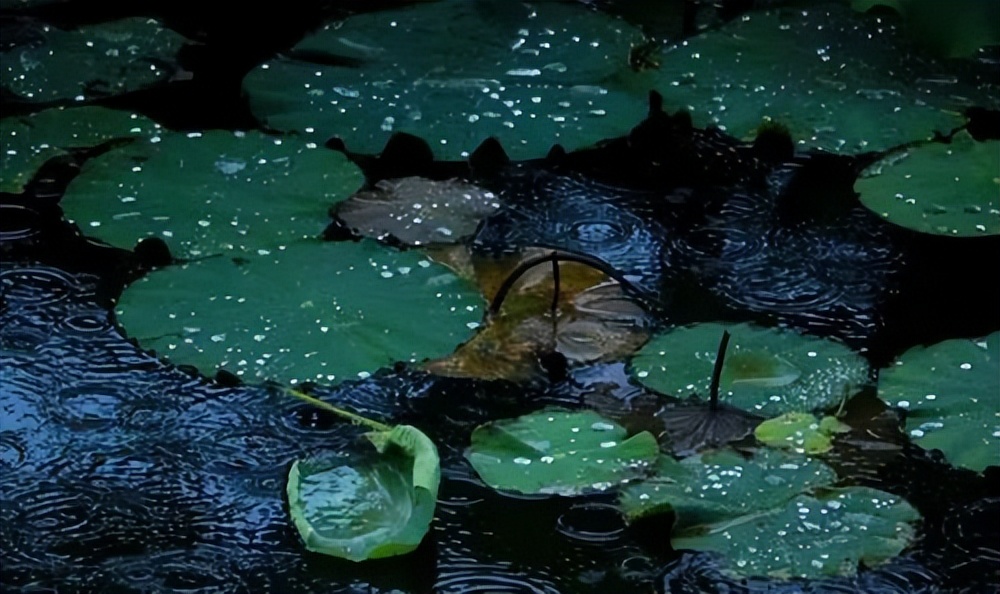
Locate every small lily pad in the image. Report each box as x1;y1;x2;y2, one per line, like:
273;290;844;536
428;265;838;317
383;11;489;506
755;412;851;455
619;448;836;525
466;408;659;496
878;332;1000;472
1;18;185;103
0;107;161;193
243;1;644;158
116;239;483;385
61;130;363;257
288;424;440;562
856;132;999;237
334;176;501;246
630;322;869;417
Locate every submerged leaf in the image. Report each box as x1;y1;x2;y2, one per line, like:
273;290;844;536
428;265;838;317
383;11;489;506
856;131;999;237
755;412;850;455
631;322;869;417
656;399;763;457
116;240;482;384
287;424;440;561
878;332;1000;472
466;409;659;496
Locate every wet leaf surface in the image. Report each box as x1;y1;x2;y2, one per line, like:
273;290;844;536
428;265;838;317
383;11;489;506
116;240;483;385
631;322;870;417
878;332;1000;472
466;408;659;496
755;413;851;455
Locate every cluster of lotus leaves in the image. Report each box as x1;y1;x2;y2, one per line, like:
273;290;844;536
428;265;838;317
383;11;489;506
619;448;920;579
54;129;483;384
630;322;869;417
287;424;440;562
878;331;999;472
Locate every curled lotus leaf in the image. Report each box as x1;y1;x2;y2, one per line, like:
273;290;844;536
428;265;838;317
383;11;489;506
288;424;440;562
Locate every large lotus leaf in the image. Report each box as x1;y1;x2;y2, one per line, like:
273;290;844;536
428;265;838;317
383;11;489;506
0;107;161;193
466;408;659;496
334;176;501;246
642;4;997;152
619;448;836;525
855;132;999;237
288;424;440;561
1;18;185;103
755;413;851;455
674;486;920;579
630;322;869;417
244;1;644;159
60;129;363;257
115;239;483;384
878;332;999;472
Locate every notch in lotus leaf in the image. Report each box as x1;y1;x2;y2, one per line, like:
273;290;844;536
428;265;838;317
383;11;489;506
285;390;440;562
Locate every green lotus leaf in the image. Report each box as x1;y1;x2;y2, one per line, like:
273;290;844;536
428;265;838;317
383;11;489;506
675;485;919;579
334;176;501;246
855;132;999;237
754;412;851;455
60;129;363;257
243;1;644;159
115;239;483;384
466;408;660;496
619;448;836;525
288;424;440;562
0;107;161;193
852;0;1000;57
878;332;1000;472
1;18;185;103
643;4;996;152
630;322;869;417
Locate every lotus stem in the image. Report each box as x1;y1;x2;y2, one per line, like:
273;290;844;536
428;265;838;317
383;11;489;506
550;256;561;314
709;330;731;412
286;388;391;432
488;251;644;318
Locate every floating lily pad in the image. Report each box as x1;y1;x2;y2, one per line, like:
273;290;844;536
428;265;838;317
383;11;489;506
755;413;851;455
852;0;1000;57
855;132;999;236
334;176;501;246
620;449;918;579
630;323;869;417
288;424;440;561
1;18;185;103
0;107;161;193
116;239;483;384
466;408;659;496
878;332;1000;472
674;485;919;579
244;1;644;158
619;448;836;524
60;129;363;257
642;4;996;152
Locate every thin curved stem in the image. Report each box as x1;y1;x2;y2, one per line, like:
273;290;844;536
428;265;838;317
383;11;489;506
550;257;561;314
488;251;645;318
285;388;391;432
709;330;731;412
